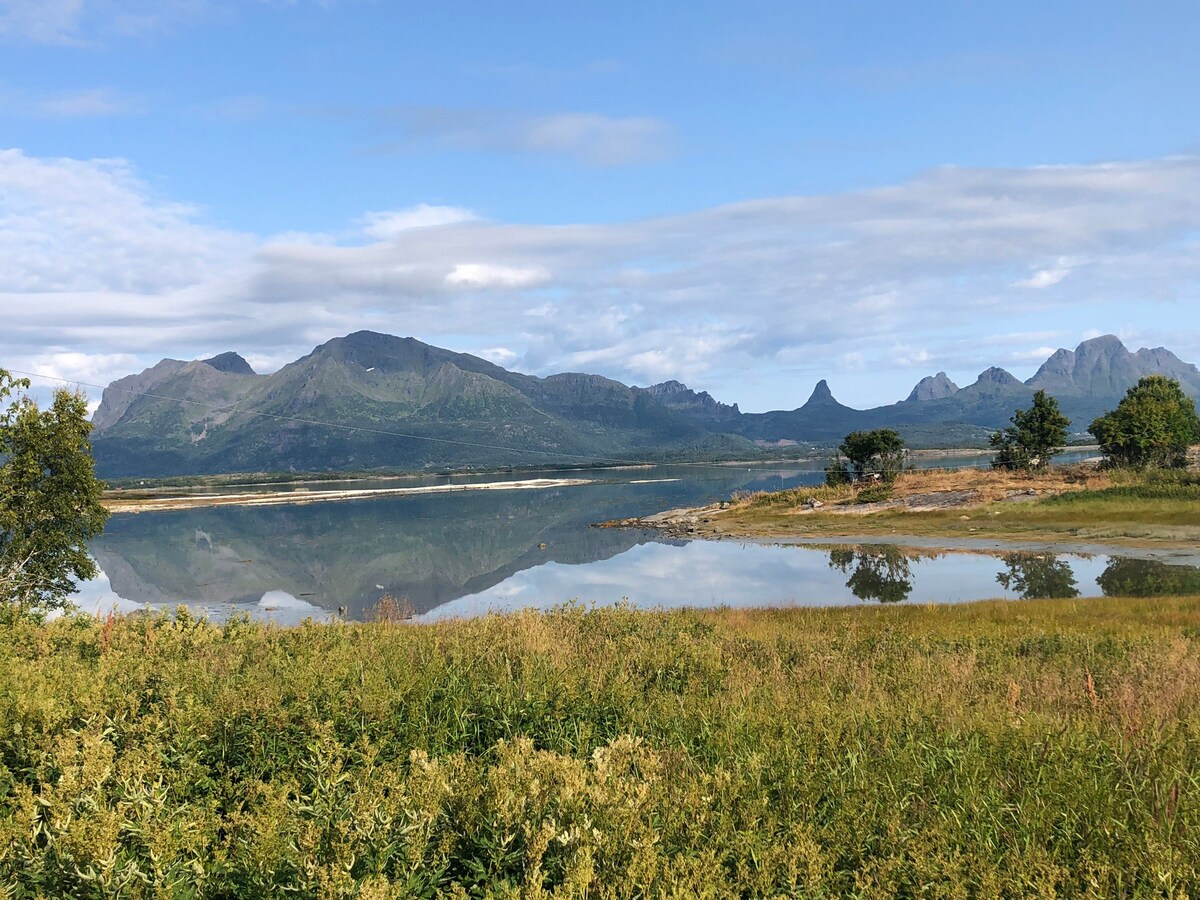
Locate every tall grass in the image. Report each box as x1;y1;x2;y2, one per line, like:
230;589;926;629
2;600;1200;896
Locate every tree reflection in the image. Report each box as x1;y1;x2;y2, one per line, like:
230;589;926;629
1096;557;1200;597
996;553;1079;599
829;545;914;603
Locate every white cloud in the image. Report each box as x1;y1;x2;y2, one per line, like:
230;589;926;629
518;113;672;167
5;149;1200;410
445;263;549;288
1009;345;1060;362
37;87;141;117
360;204;478;239
0;0;85;44
0;0;211;44
1014;257;1073;289
892;346;932;368
0;148;252;294
0;84;142;118
382;107;674;167
478;347;518;367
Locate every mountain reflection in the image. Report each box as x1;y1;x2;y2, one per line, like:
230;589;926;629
85;466;1200;619
89;468;808;619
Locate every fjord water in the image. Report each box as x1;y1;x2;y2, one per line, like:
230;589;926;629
76;453;1196;623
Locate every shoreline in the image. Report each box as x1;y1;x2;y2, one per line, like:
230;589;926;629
598;465;1200;554
103;476;597;513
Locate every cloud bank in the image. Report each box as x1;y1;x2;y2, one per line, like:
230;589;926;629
3;148;1200;409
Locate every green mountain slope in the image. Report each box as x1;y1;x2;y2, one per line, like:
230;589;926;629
91;331;1200;477
92;331;751;477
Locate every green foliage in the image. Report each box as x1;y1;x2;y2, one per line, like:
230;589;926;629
990;390;1070;471
837;428;906;482
4;602;1200;895
1043;472;1200;505
854;483;893;503
0;369;109;612
823;459;851;486
1090;375;1200;469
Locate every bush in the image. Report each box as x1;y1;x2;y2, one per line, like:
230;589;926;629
4;604;1200;894
855;484;893;503
1090;375;1200;468
824;460;851;486
990;390;1070;471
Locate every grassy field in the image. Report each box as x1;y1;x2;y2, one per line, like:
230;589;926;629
3;600;1200;896
706;467;1200;546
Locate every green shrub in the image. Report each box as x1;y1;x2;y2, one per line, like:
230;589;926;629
855;483;894;503
2;601;1200;895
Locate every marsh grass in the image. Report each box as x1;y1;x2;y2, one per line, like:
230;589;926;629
3;599;1200;896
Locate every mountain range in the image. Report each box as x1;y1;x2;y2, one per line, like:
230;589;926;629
89;331;1200;478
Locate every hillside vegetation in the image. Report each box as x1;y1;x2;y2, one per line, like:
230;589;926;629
3;601;1200;896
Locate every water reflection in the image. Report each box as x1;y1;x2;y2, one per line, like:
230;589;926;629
996;553;1080;599
1096;557;1200;597
828;545;918;604
76;463;1200;621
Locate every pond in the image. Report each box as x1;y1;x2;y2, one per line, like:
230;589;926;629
75;453;1193;624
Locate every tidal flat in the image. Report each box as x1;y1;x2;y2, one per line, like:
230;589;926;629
2;599;1199;896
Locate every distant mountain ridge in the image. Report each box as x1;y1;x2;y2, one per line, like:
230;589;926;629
91;331;752;477
90;332;1200;477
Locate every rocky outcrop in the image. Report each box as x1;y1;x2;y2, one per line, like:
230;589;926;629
645;380;741;424
906;372;959;402
202;352;256;375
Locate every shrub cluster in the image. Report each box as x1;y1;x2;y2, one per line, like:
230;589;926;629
2;601;1200;896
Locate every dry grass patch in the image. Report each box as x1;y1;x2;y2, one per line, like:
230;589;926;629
889;464;1108;502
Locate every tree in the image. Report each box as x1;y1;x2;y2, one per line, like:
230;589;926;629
834;429;906;483
1089;375;1200;469
989;390;1070;471
0;369;109;612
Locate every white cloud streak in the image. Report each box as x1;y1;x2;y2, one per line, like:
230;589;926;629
0;0;213;44
381;107;674;167
3;149;1200;408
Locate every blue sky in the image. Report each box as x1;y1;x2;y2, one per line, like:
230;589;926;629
3;0;1200;412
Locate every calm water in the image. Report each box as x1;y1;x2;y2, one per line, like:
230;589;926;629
76;454;1195;624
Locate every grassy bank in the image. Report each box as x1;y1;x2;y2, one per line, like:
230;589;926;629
3;600;1200;896
699;467;1200;546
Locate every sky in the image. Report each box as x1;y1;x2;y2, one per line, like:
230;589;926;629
3;0;1200;413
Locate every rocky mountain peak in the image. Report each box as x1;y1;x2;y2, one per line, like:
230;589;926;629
804;379;836;405
645;380;741;422
1075;334;1127;356
906;371;959;402
202;352;256;375
975;367;1021;387
647;380;688;396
